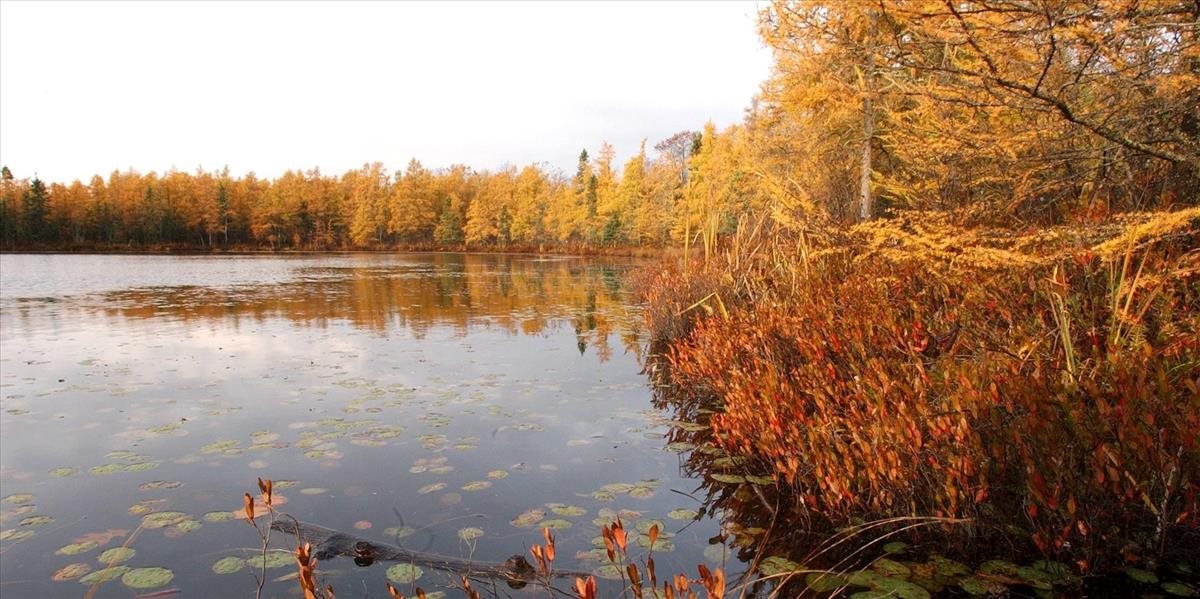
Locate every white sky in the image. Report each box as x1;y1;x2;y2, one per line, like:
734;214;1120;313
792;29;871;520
0;1;771;182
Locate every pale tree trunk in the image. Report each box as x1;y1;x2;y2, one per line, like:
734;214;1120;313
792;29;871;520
859;95;874;222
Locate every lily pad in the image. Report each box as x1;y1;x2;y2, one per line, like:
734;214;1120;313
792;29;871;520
20;515;52;527
384;526;417;539
511;508;546;528
417;483;446;495
49;467;78;477
461;481;491;492
52;563;92;581
141;511;188;529
89;464;124;475
386;563;423;584
56;541;99;555
0;529;34;543
212;556;246;574
2;494;34;505
98;547;136;564
1126;568;1159;584
139;480;182;490
203;511;236;522
759;556;801;576
458;527;484;541
882;541;908;555
121;567;174;589
486;470;508;480
959;575;1008;596
540;518;573;530
806;572;850;593
668;508;699;520
1163;582;1199;597
78;566;130;584
542;503;581;517
299;487;329;495
871;558;911;578
873;577;930;599
247;550;293;569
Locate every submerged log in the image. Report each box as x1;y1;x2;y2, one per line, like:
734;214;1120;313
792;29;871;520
271;515;585;588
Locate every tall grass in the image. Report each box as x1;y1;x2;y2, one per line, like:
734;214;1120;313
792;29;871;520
638;208;1200;575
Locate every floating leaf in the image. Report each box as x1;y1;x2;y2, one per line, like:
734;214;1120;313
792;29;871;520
354;520;372;530
52;563;91;581
89;464;124;475
2;494;33;505
1163;582;1199;597
871;559;911;578
384;526;417;539
461;481;491;492
386;563;423;584
882;541;908;555
98;547;136;564
872;577;930;599
299;487;328;495
1126;568;1158;584
417;482;446;496
49;467;78;478
78;566;129;584
203;511;235;522
759;556;801;576
486;470;508;480
212;556;246;575
540;519;572;530
0;529;34;543
629;486;656;499
56;541;99;555
121;567;174;589
458;527;484;541
710;474;746;484
20;515;52;527
141;512;188;529
138;480;182;491
806;572;849;592
549;504;586;517
959;575;1007;596
511;508;546;528
668;508;699;520
246;550;293;569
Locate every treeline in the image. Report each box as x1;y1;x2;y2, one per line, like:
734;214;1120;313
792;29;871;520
0;137;711;251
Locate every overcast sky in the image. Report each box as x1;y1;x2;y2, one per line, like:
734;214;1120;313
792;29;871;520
0;1;771;182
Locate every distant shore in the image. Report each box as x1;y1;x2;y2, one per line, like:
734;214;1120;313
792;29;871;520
0;242;673;259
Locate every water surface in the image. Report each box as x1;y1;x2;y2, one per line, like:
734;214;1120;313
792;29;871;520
0;253;727;597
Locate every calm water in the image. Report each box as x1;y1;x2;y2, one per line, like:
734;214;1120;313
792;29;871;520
0;253;728;598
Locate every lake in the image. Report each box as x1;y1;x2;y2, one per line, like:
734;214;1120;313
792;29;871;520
0;253;730;597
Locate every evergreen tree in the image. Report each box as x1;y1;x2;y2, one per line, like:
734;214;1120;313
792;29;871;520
22;178;48;242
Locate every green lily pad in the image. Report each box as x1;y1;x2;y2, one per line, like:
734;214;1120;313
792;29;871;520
883;541;908;555
1126;568;1159;584
49;467;78;477
549;504;586;517
121;567;174;589
417;483;446;495
56;541;99;555
1163;582;1199;597
20;515;52;527
0;529;34;543
52;563;92;581
629;486;656;498
590;490;616;502
980;560;1020;577
78;566;129;584
458;527;484;541
759;556;801;576
299;487;329;495
872;558;911;578
246;550;293;569
384;526;417;539
511;508;546;528
710;474;746;484
212;556;246;574
668;508;699;520
848;570;884;587
540;518;572;530
141;512;188;529
89;464;124;475
806;572;850;592
931;555;970;578
203;511;236;522
2;494;34;505
386;563;423;584
486;470;508;480
138;480;182;490
461;481;491;492
959;575;1008;596
1016;566;1053;590
873;577;930;599
98;547;136;564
